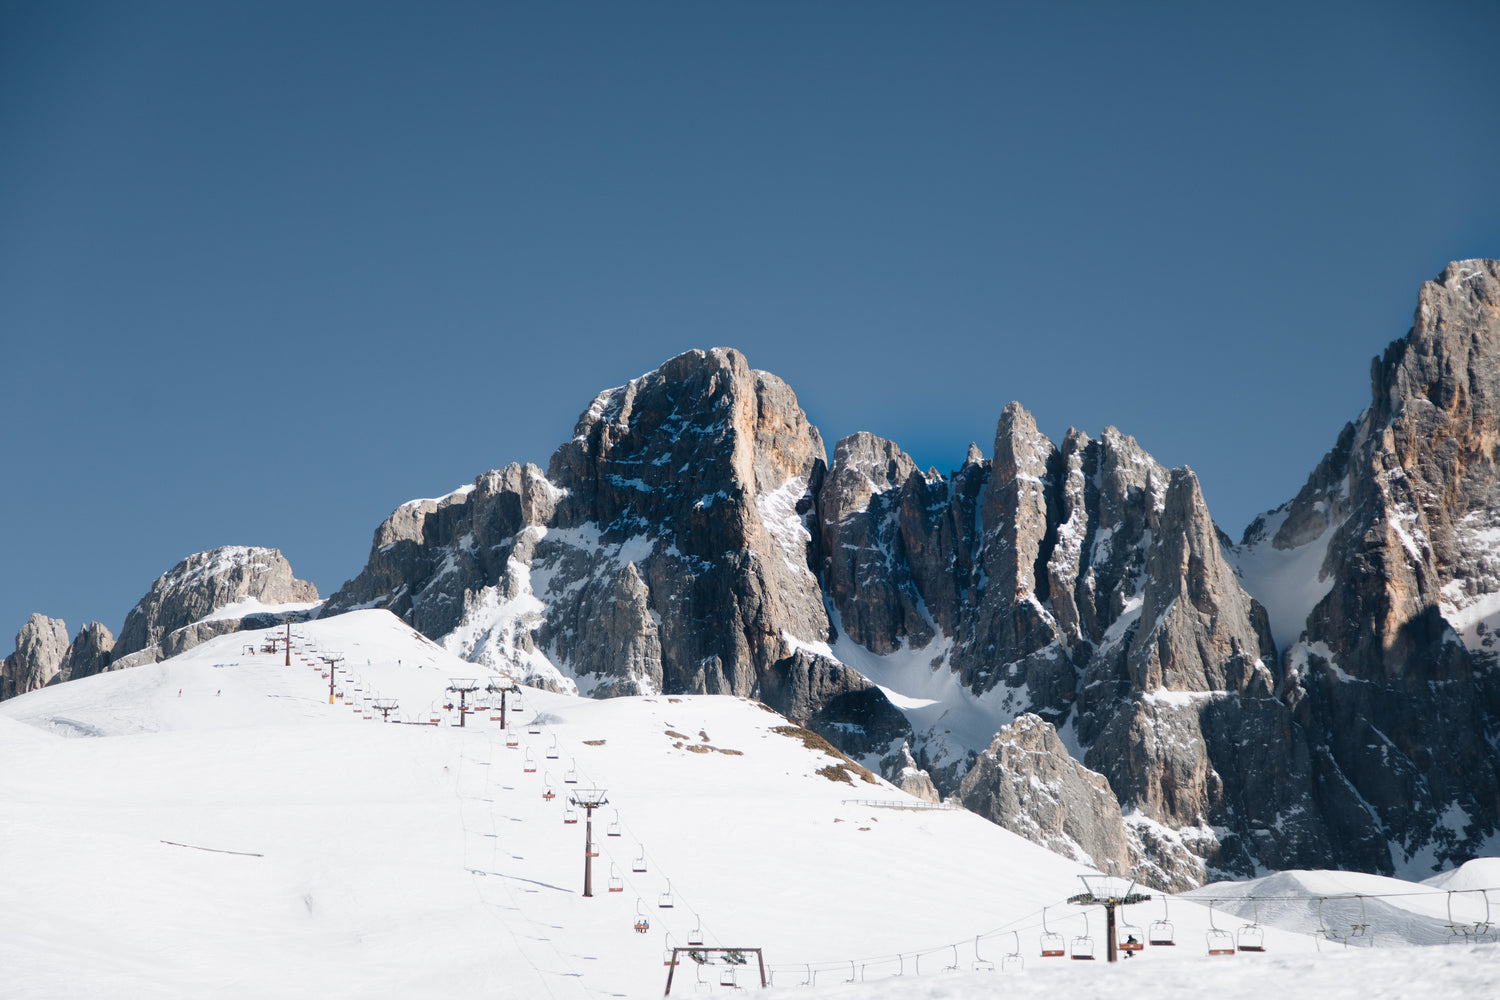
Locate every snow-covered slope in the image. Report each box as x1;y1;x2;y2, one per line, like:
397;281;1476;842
1;610;1494;999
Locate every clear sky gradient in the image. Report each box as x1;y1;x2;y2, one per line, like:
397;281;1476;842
3;1;1498;640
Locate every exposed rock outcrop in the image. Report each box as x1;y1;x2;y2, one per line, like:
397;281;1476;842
115;547;319;660
56;622;115;684
1;614;70;700
959;714;1130;874
324;349;906;749
1239;259;1500;873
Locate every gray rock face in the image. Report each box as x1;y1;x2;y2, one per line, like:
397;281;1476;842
1;614;70;699
325;348;905;752
1240;259;1500;874
958;714;1131;874
115;547;319;659
56;622;115;683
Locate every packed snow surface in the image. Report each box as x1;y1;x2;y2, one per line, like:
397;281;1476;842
1;609;1494;998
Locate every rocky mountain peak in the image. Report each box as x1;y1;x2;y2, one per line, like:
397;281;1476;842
1;614;70;700
115;547;319;659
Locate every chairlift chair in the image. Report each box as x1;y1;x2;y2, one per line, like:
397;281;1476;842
608;863;624;893
1040;907;1065;957
1002;931;1023;972
523;748;537;773
1348;895;1370;940
944;944;960;972
505;727;518;748
1119;916;1145;953
1207;902;1236;956
607;811;622;837
1316;897;1346;950
632;850;648;874
527;719;541;735
1149;895;1176;946
719;966;738;989
659;879;675;909
633;899;650;934
546;734;559;759
688;918;703;947
542;775;555;801
564;758;578;784
563;803;578;825
1236;897;1266;952
1070;912;1095;960
662;932;676;967
1474;889;1493;941
971;934;995;972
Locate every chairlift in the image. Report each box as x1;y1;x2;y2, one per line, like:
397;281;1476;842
1237;897;1266;952
542;775;556;801
971;934;996;972
943;944;960;972
1002;931;1023;972
662;932;676;967
659;879;675;909
719;966;738;989
1474;889;1493;940
563;803;578;825
1119;914;1145;954
1348;894;1370;939
1207;901;1236;956
607;811;622;837
564;758;578;784
1149;895;1176;946
632;850;648;874
1316;897;1346;950
523;748;537;773
1040;906;1064;957
688;917;703;947
1070;911;1095;960
505;727;518;748
608;863;624;893
633;899;650;934
527;719;541;735
546;734;560;759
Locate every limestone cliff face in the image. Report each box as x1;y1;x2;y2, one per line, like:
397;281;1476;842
1;615;70;700
958;714;1131;875
1239;259;1500;874
115;547;319;660
324;348;911;756
56;622;115;684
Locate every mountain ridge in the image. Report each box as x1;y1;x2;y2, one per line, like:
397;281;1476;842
7;260;1499;889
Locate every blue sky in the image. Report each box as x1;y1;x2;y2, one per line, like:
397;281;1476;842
3;1;1498;640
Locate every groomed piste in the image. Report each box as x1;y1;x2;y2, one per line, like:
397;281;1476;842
1;610;1495;999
